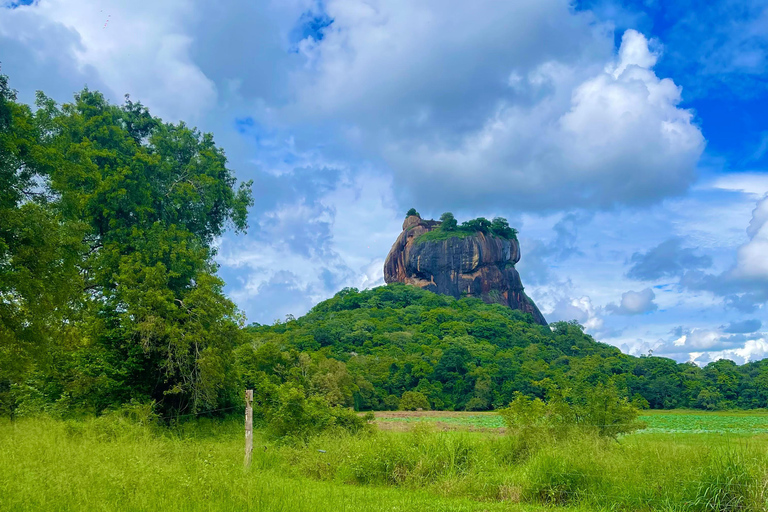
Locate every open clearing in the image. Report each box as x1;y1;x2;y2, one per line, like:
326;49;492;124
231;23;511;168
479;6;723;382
374;409;768;434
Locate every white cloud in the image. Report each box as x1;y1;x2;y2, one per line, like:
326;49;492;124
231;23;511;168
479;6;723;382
289;7;705;210
607;288;658;315
217;171;401;323
710;173;768;198
732;195;768;279
548;295;604;332
691;337;768;365
0;0;216;121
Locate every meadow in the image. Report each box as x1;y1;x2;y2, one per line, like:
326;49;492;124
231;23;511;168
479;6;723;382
2;411;768;511
375;409;768;434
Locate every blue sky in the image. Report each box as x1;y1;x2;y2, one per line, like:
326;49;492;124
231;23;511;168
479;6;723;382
2;0;767;365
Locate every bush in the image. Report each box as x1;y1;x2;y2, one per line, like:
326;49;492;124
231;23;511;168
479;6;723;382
500;382;645;441
406;208;419;217
265;383;369;441
399;391;430;411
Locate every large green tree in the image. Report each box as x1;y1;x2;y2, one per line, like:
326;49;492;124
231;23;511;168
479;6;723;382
0;74;86;414
1;74;253;416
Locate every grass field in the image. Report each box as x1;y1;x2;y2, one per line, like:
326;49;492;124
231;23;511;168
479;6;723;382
0;416;533;512
374;409;768;434
2;411;768;511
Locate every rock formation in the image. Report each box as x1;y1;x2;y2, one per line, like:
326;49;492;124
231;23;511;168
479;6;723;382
384;215;547;325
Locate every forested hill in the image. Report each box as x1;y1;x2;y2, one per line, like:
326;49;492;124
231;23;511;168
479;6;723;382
247;284;768;411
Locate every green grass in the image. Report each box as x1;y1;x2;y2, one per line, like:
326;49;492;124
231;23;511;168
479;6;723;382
640;410;768;434
376;410;768;434
378;413;506;429
413;227;475;245
3;414;768;511
0;416;547;512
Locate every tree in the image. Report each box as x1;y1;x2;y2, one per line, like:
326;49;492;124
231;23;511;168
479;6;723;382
406;208;419;217
440;212;458;231
490;217;518;239
0;72;86;409
399;390;430;410
461;217;491;234
5;87;254;416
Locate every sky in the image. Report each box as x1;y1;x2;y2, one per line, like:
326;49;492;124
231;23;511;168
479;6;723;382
2;0;767;366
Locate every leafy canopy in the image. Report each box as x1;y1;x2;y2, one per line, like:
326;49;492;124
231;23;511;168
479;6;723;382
1;72;254;417
248;284;768;412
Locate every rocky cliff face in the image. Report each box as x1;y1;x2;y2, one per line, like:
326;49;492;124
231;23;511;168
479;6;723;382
384;215;547;325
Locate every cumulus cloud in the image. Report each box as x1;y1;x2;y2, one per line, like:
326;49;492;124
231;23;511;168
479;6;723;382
702;338;768;365
626;237;712;281
289;7;705;210
732;195;768;279
547;295;604;332
218;171;401;323
681;195;768;311
0;0;216;121
639;324;768;365
607;288;658;315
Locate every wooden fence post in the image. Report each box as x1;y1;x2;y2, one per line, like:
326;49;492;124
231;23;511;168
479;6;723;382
245;389;253;468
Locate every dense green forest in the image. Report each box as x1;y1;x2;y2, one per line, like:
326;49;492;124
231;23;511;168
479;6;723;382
247;284;768;412
2;70;767;425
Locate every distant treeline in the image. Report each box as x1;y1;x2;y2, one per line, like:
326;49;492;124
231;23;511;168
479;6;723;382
248;284;768;411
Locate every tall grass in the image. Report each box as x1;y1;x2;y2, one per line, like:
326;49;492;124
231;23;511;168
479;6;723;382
1;416;767;511
273;424;768;511
0;417;531;511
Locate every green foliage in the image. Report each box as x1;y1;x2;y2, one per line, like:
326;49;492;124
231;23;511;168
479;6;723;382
439;211;458;230
500;383;644;447
0;73;87;391
265;384;368;441
412;228;474;244
460;217;491;234
406;208;419;217
247;284;768;413
0;73;253;418
490;217;518;239
235;342;369;440
400;391;431;411
414;214;518;245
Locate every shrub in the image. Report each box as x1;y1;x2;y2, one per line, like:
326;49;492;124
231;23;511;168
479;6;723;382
399;391;430;411
383;394;400;410
439;212;458;231
522;445;605;505
265;383;369;441
500;382;645;441
406;208;419;217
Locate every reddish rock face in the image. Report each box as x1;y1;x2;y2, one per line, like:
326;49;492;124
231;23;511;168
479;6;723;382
384;215;547;325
